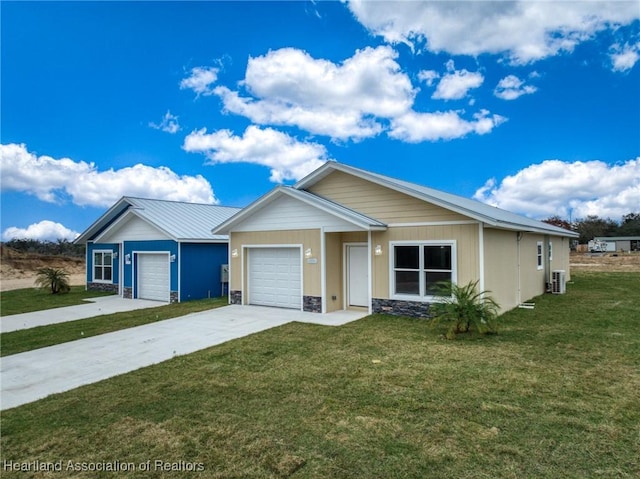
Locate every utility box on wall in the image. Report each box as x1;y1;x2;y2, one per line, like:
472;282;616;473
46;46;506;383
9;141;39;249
221;264;229;283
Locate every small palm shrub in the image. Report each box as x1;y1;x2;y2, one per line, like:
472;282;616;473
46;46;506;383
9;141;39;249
34;267;71;294
429;280;499;339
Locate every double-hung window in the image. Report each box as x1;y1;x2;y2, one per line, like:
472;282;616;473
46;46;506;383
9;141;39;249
93;250;113;283
536;241;544;270
391;241;456;300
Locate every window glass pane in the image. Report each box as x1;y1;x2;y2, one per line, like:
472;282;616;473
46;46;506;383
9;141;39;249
104;253;112;264
395;246;419;269
94;266;103;281
395;271;420;295
424;245;451;270
94;252;103;266
104;267;112;281
425;272;452;296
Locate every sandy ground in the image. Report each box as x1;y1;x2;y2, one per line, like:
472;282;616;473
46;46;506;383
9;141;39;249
1;274;86;292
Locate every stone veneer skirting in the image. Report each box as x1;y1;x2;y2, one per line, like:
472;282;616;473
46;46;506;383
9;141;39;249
123;287;133;299
170;291;178;303
230;290;242;305
87;282;119;294
303;296;322;313
372;298;431;318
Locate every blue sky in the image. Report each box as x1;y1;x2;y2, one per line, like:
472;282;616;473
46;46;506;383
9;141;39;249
1;1;639;241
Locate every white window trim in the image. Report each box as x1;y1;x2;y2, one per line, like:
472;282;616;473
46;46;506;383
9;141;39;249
93;249;114;284
536;241;544;270
389;240;457;302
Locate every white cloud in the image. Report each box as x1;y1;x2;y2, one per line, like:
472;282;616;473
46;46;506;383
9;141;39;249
212;46;504;143
183;125;331;182
0;143;216;207
432;61;484;100
214;46;415;141
149;110;181;134
418;70;439;86
494;75;538;100
610;42;640;72
2;220;79;242
473;158;640;219
389;109;506;143
347;1;640;64
180;66;219;96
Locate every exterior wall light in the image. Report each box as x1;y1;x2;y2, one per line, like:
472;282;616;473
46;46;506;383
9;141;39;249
375;245;383;256
170;254;176;262
305;248;312;258
231;249;239;258
125;254;131;264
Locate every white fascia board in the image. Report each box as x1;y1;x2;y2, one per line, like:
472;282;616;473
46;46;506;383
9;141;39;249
73;196;132;244
94;209;178;243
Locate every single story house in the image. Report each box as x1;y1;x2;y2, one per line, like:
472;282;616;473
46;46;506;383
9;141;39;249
594;236;640;252
74;197;240;302
213;162;578;316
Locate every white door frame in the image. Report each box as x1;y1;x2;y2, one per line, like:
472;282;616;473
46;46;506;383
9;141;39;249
244;244;303;310
134;251;171;302
343;242;369;309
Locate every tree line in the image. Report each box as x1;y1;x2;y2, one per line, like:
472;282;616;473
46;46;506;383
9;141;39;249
543;213;640;244
2;238;85;257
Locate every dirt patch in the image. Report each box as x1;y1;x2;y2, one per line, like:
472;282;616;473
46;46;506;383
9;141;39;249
570;252;640;273
1;245;86;291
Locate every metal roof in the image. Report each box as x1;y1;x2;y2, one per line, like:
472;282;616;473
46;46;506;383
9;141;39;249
75;197;241;244
295;162;579;238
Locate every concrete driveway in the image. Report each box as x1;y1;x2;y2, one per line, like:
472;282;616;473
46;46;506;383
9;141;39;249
0;305;367;410
1;296;163;333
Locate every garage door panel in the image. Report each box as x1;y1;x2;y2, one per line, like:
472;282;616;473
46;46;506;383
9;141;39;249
138;254;169;302
249;248;301;309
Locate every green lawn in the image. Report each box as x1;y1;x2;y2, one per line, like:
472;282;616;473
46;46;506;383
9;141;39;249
1;272;638;478
0;286;114;316
0;296;228;357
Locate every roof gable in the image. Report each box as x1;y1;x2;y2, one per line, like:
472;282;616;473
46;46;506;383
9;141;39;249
75;197;241;244
212;186;387;235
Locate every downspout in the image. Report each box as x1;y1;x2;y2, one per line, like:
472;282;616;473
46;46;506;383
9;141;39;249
516;232;523;305
320;227;326;314
544;234;551;290
367;230;373;315
478;222;485;294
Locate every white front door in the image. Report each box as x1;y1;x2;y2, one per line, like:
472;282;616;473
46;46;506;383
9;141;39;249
347;245;368;307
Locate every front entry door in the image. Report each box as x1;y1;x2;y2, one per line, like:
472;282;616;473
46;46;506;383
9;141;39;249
347;245;368;307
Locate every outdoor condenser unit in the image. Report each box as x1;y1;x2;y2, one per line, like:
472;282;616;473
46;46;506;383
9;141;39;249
551;270;566;294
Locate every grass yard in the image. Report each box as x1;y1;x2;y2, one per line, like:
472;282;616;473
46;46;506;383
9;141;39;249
0;296;228;357
0;286;115;316
1;272;638;478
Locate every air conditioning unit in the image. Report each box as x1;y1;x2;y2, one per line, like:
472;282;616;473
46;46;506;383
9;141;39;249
552;270;566;294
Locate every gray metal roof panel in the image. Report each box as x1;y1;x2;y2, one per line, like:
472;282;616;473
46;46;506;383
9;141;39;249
125;197;241;241
296;162;578;238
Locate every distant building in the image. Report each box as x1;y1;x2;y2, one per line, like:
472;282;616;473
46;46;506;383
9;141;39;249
594;236;640;253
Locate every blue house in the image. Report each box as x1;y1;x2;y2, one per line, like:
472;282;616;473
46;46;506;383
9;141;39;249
74;197;240;302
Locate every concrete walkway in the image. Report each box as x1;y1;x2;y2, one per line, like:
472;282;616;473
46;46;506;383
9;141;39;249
1;296;163;333
0;305;367;410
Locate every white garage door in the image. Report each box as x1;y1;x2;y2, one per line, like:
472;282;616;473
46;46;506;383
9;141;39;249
249;248;301;309
138;253;169;302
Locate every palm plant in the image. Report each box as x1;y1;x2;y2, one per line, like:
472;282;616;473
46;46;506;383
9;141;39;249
34;267;71;294
429;280;499;339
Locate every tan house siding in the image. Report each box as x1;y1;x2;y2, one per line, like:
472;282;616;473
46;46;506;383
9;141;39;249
519;233;547;303
230;229;322;297
550;236;571;281
308;170;469;223
370;224;479;299
483;229;519;312
324;233;343;312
